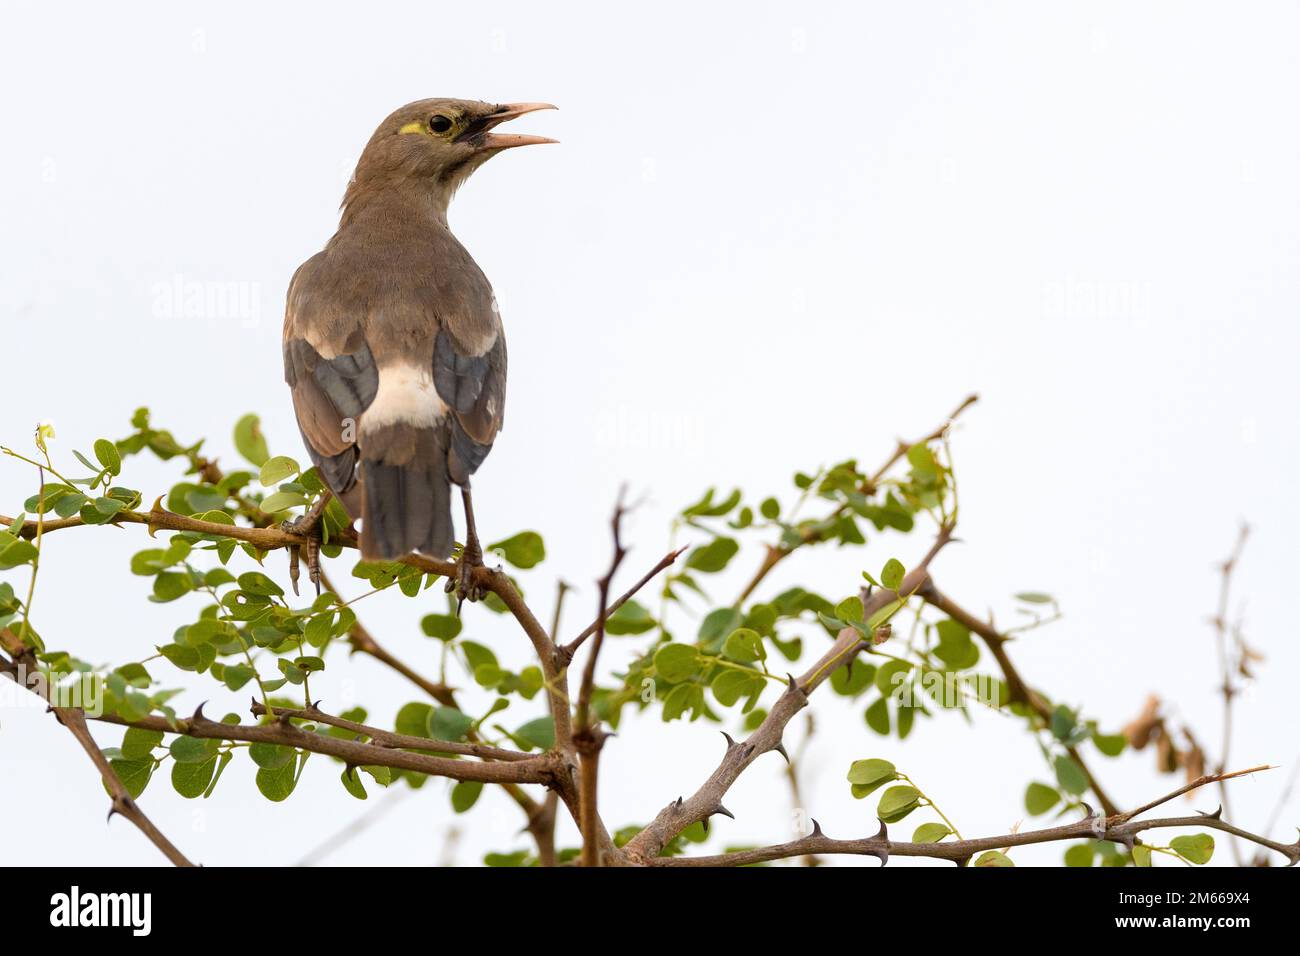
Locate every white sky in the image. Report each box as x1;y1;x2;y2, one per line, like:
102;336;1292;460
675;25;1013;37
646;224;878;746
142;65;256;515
1;0;1297;867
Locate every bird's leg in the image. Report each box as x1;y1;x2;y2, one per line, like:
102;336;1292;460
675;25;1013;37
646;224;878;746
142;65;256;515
282;492;332;597
447;484;487;607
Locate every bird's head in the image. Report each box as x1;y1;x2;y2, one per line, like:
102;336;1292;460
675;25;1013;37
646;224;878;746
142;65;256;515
343;98;557;219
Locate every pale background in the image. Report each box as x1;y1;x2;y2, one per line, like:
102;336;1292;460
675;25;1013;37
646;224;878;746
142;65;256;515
1;0;1296;866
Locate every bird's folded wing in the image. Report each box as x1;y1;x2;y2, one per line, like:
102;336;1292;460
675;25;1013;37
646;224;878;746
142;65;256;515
432;327;507;483
283;335;378;496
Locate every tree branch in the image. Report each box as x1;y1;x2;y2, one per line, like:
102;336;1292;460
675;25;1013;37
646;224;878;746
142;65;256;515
652;766;1297;867
622;526;954;863
87;704;560;785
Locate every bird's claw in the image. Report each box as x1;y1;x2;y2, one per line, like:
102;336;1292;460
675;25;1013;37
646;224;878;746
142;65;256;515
282;513;324;598
445;544;486;610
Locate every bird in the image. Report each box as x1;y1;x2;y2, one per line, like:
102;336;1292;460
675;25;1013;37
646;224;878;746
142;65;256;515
281;99;556;599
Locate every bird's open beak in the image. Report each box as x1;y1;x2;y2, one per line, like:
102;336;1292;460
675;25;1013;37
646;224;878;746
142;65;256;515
472;102;558;149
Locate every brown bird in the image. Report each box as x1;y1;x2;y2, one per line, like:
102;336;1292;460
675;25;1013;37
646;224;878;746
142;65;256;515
282;98;556;597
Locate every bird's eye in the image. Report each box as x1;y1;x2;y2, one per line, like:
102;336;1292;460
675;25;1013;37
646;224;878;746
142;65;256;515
429;115;453;134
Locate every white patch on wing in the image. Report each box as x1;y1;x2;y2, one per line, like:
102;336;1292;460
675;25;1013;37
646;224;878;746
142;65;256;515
361;363;446;431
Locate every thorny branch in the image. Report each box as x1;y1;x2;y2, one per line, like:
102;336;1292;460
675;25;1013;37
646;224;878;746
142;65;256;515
573;491;632;866
650;767;1297;867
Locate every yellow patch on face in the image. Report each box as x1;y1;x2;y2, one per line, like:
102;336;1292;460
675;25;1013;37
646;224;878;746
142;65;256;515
399;121;428;135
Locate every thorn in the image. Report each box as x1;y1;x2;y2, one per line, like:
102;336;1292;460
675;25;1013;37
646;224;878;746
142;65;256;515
773;742;790;764
701;817;709;836
869;819;890;865
1197;804;1224;820
673;796;683;809
952;855;972;868
810;818;824;838
1079;802;1094;819
720;731;736;749
190;701;209;725
714;804;735;820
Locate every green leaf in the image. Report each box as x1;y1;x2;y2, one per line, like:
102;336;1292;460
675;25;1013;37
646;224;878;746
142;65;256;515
258;456;301;487
158;643;199;670
249;742;295;770
121;727;164;759
864;697;890;735
933;619;978;670
514;716;555;751
1014;592;1054;604
874;659;912;700
1132;844;1153;867
420;613;463;640
340;767;367;800
427;707;474;742
1053;755;1089;796
833;596;864;624
880;558;905;591
876;785;921;822
259;490;308;514
698;608;742;648
234;414;270;467
605;599;656;635
108;758;153;799
1024;782;1061;816
1064;843;1094;867
172;755;218;799
848;758;898;798
973;850;1014;867
912;822;952;843
1170;833;1214;865
169;736;213;764
256;761;298;802
395;702;433;738
237;571;284;598
685;537;739;573
487;531;546;569
653;642;700;683
93;438;122;476
710;669;762;707
1092;730;1127;757
722;628;765;664
451;780;484;813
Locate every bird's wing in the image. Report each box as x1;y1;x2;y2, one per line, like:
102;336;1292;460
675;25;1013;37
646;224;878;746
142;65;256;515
282;259;379;509
432;326;507;484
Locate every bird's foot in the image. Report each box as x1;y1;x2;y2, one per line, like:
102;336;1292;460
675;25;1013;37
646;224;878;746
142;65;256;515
445;542;487;610
282;496;330;597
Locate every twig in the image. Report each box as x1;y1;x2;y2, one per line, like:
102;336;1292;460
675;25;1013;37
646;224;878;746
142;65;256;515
732;394;978;606
918;581;1121;817
1210;523;1250;864
574;491;631;866
559;547;686;663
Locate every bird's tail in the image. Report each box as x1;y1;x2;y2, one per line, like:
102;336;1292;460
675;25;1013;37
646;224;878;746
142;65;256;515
358;423;454;561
